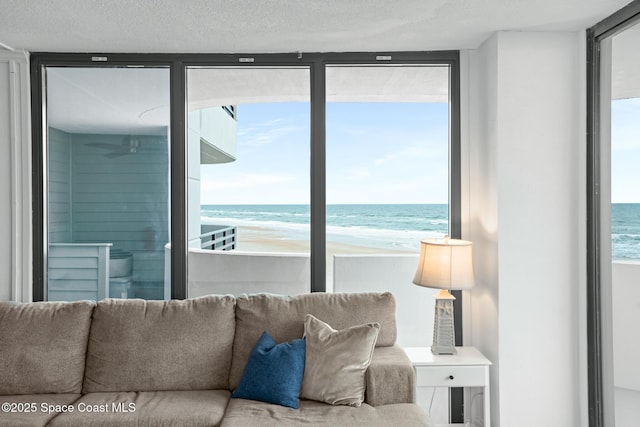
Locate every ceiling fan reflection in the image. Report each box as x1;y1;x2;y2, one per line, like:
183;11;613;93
85;136;139;158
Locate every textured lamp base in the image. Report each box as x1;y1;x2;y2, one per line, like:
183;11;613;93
431;291;456;355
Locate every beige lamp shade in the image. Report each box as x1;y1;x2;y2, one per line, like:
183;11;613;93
413;237;475;290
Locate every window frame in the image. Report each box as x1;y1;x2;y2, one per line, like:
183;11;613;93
586;1;640;425
30;53;185;301
30;51;461;299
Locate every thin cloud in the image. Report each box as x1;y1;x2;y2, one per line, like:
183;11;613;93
202;173;292;192
238;118;299;147
373;142;441;166
346;167;372;180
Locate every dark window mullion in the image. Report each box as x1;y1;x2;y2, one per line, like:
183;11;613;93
447;53;464;425
310;60;326;292
31;58;45;302
171;60;187;299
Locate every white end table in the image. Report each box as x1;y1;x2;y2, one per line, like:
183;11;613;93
404;346;491;427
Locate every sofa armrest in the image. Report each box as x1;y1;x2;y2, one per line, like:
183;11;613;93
365;345;415;406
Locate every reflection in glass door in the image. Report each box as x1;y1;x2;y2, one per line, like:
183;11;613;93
185;66;310;296
45;67;170;301
606;21;640;426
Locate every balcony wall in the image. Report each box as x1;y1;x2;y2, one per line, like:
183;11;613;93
187;248;310;297
612;260;640;425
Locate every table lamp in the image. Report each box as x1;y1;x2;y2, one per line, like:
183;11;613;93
413;237;474;354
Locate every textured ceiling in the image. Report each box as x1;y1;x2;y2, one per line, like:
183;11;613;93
6;0;638;134
0;0;633;53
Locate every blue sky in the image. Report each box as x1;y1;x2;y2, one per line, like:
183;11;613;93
612;98;640;203
200;101;449;205
200;98;640;205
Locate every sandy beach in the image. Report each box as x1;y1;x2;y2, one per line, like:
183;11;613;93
235;224;418;256
232;224;418;290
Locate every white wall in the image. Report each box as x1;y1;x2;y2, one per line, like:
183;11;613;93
466;31;585;426
188;248;310;297
333;254;437;347
199;107;238;159
460;45;496;427
466;32;501;426
0;51;31;302
612;261;640;426
187;110;202;248
615;386;640;427
612;262;640;390
0;56;13;300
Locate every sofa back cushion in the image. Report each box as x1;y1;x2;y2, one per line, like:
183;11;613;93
230;292;396;390
0;300;95;394
83;295;235;393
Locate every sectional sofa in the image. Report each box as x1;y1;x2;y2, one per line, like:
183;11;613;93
0;292;430;426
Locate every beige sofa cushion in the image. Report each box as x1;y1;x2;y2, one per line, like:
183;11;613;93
230;292;397;390
0;394;81;427
83;296;235;393
365;345;416;406
220;398;430;427
48;390;230;427
0;300;95;394
300;314;380;406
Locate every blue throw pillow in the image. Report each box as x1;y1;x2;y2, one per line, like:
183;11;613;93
232;331;306;409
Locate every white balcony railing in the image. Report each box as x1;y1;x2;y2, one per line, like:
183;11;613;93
200;224;236;251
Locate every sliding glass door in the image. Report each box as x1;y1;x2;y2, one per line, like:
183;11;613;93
44;66;170;301
588;3;640;425
599;19;640;427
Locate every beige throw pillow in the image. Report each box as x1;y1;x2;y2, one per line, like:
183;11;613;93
300;314;380;406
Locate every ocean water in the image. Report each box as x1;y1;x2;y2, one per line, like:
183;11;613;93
611;203;640;260
201;204;448;252
201;203;640;259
